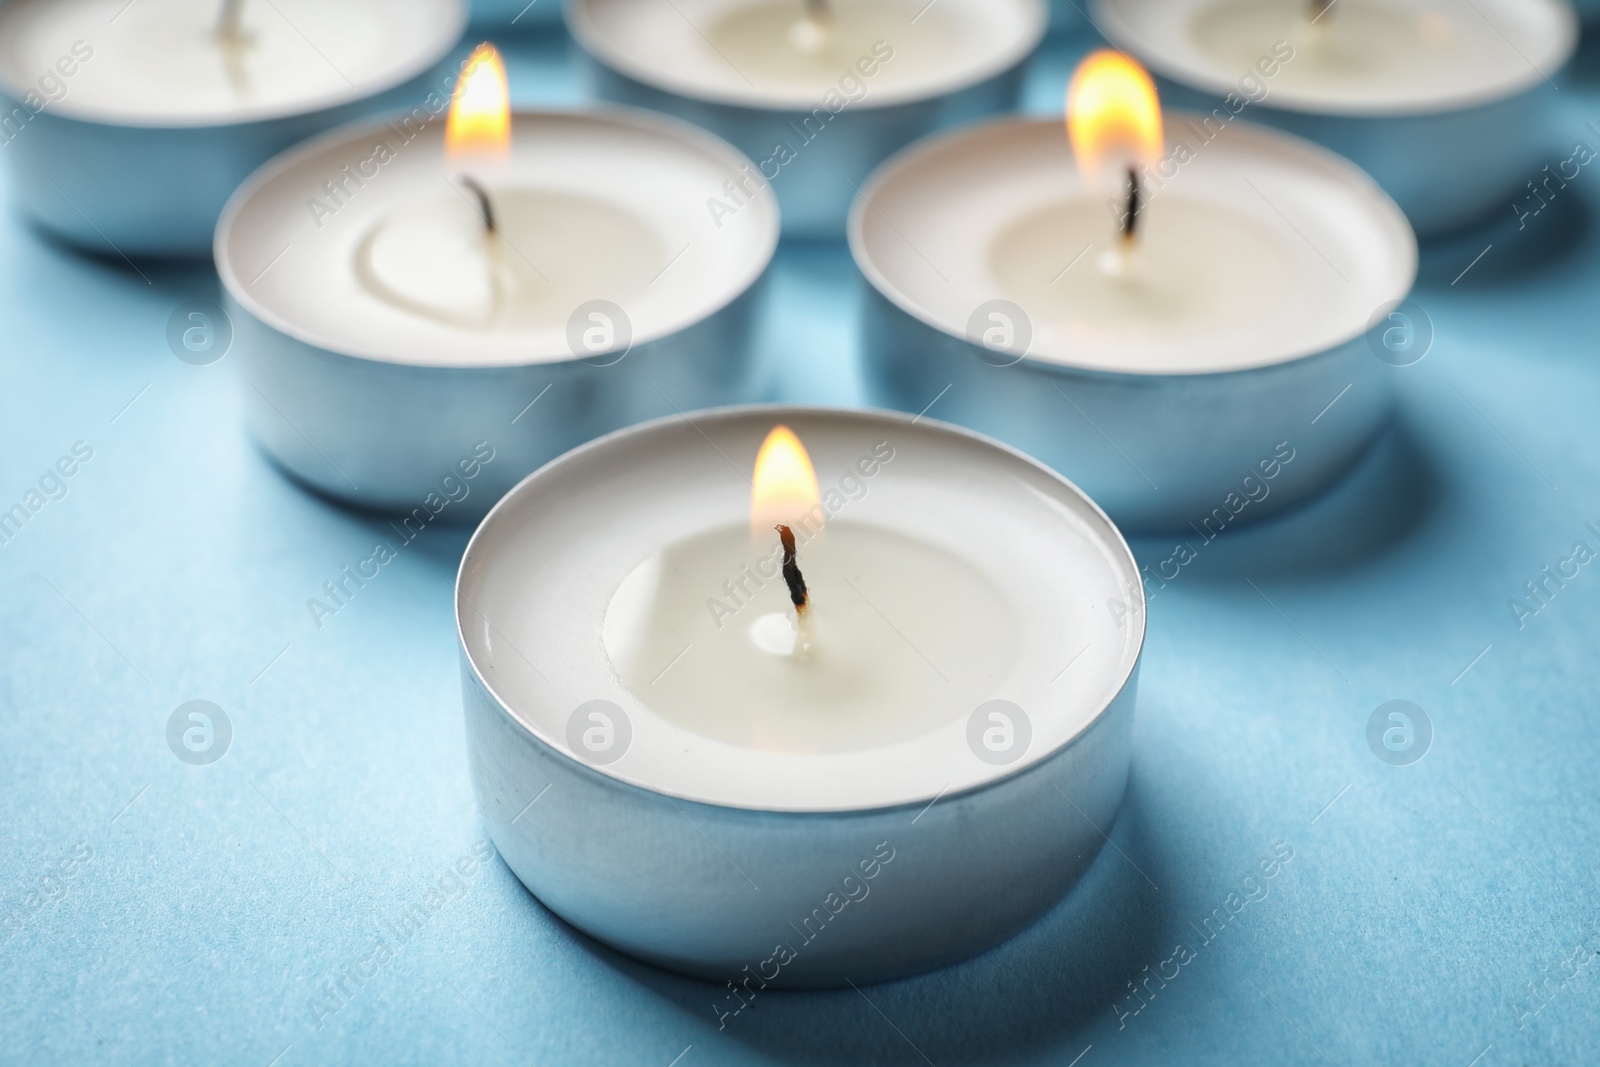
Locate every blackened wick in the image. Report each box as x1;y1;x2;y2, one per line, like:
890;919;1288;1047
776;524;809;613
460;175;498;234
1121;165;1141;244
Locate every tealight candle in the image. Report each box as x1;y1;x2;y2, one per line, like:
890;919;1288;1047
217;46;777;515
0;0;467;255
1094;0;1577;235
459;407;1144;985
567;0;1046;236
852;52;1416;531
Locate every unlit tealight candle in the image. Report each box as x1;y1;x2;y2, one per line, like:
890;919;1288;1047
0;0;457;123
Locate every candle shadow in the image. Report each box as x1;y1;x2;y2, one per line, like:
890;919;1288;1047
253;452;483;566
375;513;478;568
1414;181;1593;290
552;776;1176;1065
1136;413;1442;586
21;218;222;303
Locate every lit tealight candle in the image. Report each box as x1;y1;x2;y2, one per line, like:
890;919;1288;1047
1094;0;1577;234
352;44;664;332
852;51;1416;530
568;0;1046;236
0;0;466;254
217;44;778;514
603;424;1018;751
459;407;1144;984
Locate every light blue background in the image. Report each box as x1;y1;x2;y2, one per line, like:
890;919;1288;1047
5;19;1600;1067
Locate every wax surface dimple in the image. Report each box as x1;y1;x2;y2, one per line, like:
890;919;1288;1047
706;0;957;92
356;187;664;331
574;0;1041;108
987;195;1299;344
1186;0;1527;107
602;521;1019;752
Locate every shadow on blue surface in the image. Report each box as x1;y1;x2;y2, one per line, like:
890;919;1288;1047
18;215;221;300
1416;178;1594;291
1149;413;1447;587
514;778;1173;1066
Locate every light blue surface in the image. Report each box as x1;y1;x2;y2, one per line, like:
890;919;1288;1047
6;24;1600;1067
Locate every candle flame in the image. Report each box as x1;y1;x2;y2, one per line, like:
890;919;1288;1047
446;43;511;166
751;426;822;538
1066;50;1163;192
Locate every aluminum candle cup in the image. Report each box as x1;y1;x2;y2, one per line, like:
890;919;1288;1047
851;115;1417;533
1093;0;1578;236
567;0;1046;238
0;0;466;257
457;406;1144;986
216;108;778;517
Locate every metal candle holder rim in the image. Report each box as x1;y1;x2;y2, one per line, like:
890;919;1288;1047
455;402;1148;815
0;0;470;129
847;112;1419;379
214;102;781;368
1091;0;1578;119
565;0;1049;113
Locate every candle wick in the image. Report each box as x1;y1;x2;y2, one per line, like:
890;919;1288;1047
1308;0;1336;25
776;524;810;616
458;175;507;324
216;0;246;42
803;0;832;26
1119;164;1142;247
459;175;498;235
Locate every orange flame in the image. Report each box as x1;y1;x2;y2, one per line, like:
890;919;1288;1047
1066;50;1163;191
751;426;822;537
446;43;511;165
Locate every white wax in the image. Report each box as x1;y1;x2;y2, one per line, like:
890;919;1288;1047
986;197;1296;343
459;411;1141;811
570;0;1045;108
217;111;778;365
603;522;1016;752
357;188;663;329
0;0;462;123
851;115;1414;374
1096;0;1574;114
706;0;956;91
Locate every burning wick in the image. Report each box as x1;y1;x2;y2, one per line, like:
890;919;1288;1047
443;43;511;320
457;174;505;319
1119;164;1142;247
790;0;833;52
776;524;810;615
458;175;498;235
1067;50;1163;280
1100;163;1144;278
752;427;820;657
